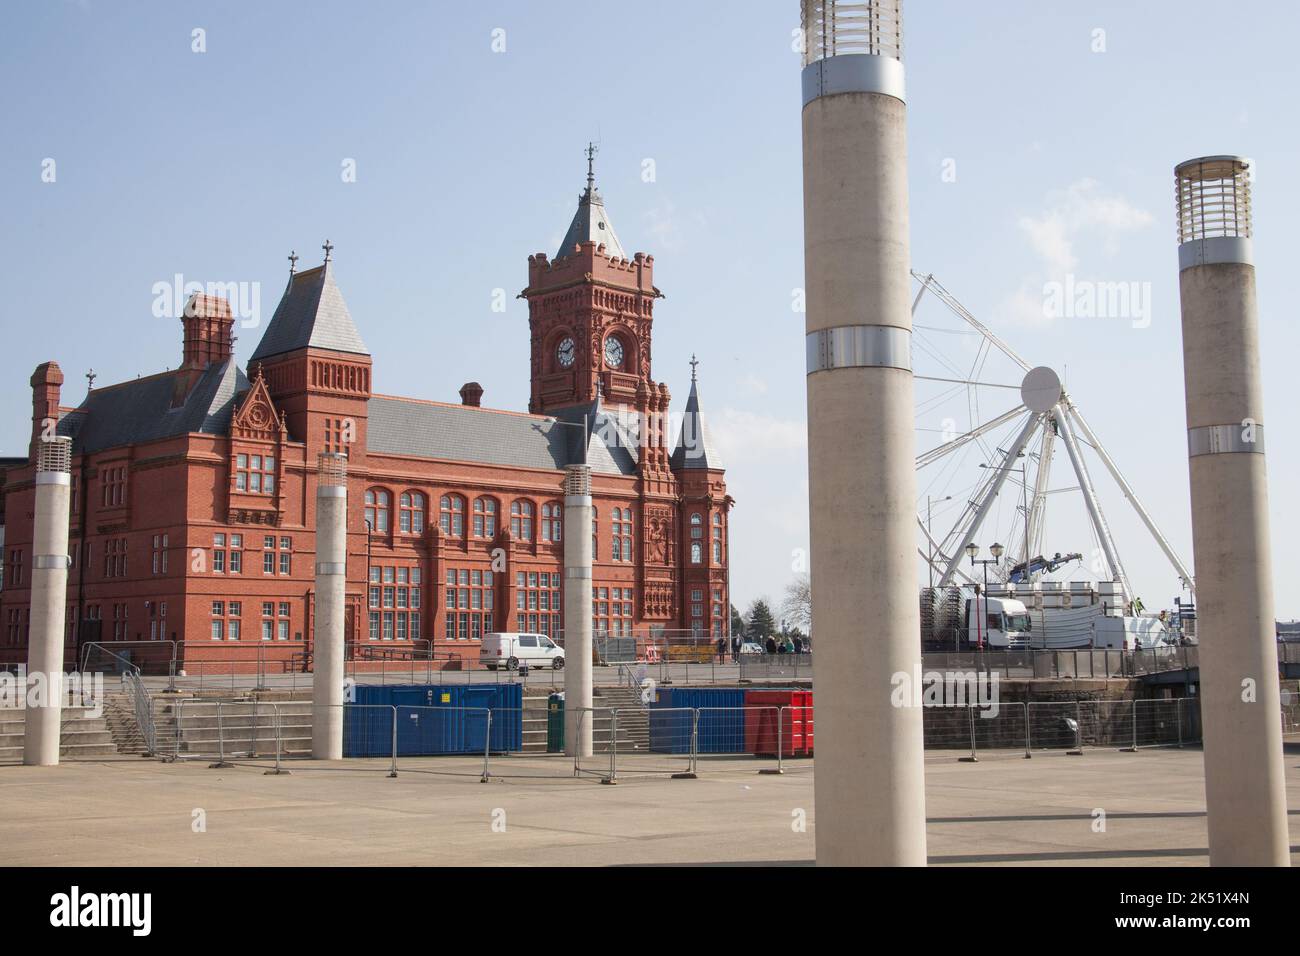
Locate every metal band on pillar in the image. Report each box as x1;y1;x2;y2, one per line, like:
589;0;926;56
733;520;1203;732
802;55;905;105
807;326;911;373
1188;423;1265;457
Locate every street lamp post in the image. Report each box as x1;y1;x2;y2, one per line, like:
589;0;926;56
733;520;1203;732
965;542;1004;650
979;454;1028;575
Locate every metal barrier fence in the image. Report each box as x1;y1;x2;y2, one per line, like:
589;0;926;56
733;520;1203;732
923;697;1201;760
160;698;289;774
143;694;1210;782
737;654;813;681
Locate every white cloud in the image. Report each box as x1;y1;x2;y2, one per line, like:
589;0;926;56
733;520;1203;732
1001;179;1154;326
1016;178;1153;277
712;407;805;462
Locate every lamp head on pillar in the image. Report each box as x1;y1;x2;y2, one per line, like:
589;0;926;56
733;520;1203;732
37;435;73;481
801;0;905;105
1175;156;1253;271
318;451;348;488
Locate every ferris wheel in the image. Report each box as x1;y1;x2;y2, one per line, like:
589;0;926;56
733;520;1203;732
910;271;1195;603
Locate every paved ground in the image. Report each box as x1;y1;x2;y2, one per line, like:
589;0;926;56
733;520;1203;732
2;746;1298;866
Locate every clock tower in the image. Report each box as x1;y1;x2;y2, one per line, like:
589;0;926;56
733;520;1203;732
524;146;663;415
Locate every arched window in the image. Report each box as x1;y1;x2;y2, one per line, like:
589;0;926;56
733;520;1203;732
439;495;465;536
511;500;534;541
690;513;703;540
399;492;425;534
365;489;390;533
473;497;498;537
712;512;723;563
541;502;562;542
611;507;633;562
690;542;703;565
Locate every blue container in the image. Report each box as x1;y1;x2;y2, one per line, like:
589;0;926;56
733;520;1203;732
344;683;523;756
649;687;746;754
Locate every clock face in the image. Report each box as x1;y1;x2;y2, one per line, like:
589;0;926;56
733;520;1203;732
556;337;576;368
603;336;624;369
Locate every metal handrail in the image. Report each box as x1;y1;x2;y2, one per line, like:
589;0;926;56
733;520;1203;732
124;670;158;756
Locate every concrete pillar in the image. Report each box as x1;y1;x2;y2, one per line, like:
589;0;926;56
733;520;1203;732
24;436;73;766
312;452;348;760
562;464;593;758
801;0;927;865
1175;156;1289;866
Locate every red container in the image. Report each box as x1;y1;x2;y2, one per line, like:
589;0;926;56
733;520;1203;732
744;690;814;756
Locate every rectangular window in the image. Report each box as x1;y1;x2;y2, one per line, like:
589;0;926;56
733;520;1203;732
227;620;240;641
277;621;290;641
262;621;273;641
211;621;223;641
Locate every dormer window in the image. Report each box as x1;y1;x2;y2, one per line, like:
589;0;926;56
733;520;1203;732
235;453;276;494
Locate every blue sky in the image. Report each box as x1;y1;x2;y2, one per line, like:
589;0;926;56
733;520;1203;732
2;1;1297;617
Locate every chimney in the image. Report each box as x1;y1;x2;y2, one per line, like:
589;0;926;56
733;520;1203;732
459;382;483;407
30;361;64;460
181;293;235;370
173;293;234;407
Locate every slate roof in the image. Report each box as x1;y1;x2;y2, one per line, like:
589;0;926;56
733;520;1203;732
669;378;723;471
249;261;368;362
56;361;248;456
556;186;627;261
366;395;640;477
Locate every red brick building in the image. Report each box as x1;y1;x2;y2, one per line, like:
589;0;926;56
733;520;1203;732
0;168;731;671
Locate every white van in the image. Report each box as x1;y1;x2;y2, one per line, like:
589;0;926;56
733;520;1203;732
479;632;565;671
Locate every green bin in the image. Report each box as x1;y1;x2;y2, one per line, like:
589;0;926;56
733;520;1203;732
547;692;565;752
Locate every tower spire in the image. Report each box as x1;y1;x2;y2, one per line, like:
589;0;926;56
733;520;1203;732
585;142;597;194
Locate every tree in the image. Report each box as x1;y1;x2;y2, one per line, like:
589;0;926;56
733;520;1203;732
782;573;811;632
730;604;745;640
746;599;778;641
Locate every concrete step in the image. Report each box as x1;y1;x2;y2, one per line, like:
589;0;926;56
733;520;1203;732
172;714;312;731
0;741;120;760
0;728;115;746
0;705;106;722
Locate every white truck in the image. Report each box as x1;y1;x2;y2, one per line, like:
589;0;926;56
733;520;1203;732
920;586;1033;650
922;582;1173;651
